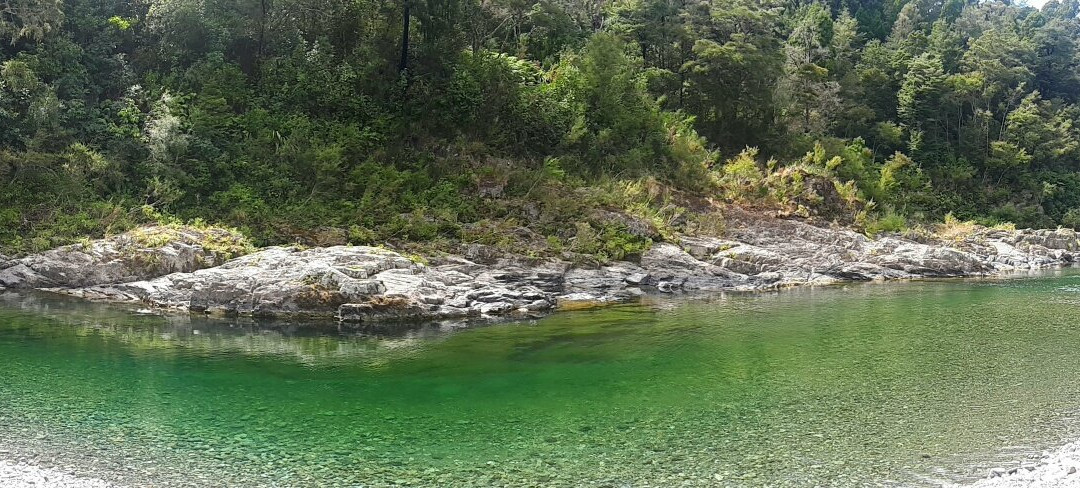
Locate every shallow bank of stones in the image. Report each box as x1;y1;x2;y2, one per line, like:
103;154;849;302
956;441;1080;488
0;459;114;488
5;214;1080;325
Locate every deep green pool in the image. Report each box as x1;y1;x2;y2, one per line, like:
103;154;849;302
4;272;1080;487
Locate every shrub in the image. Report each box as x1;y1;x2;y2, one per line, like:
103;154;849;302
719;148;765;201
570;221;652;262
936;212;979;240
864;211;907;236
1062;208;1080;230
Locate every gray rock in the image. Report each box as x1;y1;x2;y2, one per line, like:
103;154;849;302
22;215;1080;326
0;226;247;289
563;262;648;293
479;301;514;315
53;246;558;324
624;273;655;286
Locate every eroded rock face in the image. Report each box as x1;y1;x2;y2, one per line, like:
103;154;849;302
55;246;560;324
0;226;250;290
22;216;1080;325
690;213;1079;287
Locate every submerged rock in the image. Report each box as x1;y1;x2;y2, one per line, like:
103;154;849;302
20;215;1080;324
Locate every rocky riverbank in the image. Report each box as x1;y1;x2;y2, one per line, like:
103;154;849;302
955;441;1080;488
2;211;1079;326
0;460;113;488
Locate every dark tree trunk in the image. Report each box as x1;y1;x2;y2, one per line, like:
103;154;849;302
399;0;410;73
255;0;268;83
258;0;268;59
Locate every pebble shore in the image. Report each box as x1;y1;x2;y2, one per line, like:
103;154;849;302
5;434;1080;487
958;441;1080;488
0;460;113;488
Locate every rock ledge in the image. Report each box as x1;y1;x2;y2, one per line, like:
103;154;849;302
3;217;1078;326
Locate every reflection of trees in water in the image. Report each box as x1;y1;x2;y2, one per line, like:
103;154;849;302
0;291;459;368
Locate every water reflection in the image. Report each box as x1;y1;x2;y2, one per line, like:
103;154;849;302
2;272;1080;487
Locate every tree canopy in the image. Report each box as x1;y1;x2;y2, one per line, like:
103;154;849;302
3;0;1080;254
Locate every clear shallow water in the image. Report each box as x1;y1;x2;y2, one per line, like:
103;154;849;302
3;273;1080;487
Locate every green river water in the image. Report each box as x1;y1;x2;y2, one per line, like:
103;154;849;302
3;272;1080;487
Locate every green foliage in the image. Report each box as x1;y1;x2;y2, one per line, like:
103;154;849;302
4;0;1080;256
898;54;947;126
107;16;132;31
681;1;783;150
780;3;840;135
555;33;669;175
878;152;934;213
1062;208;1080;230
864;210;908;236
936;212;978;240
570;221;652;263
0;0;63;42
719;148;765;201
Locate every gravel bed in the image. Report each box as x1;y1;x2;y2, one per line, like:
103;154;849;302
0;459;114;488
958;441;1080;488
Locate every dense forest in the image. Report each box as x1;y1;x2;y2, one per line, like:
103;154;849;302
2;0;1080;257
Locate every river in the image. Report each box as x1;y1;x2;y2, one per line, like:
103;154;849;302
3;272;1080;487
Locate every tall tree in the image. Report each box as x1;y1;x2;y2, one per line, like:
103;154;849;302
779;2;839;135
